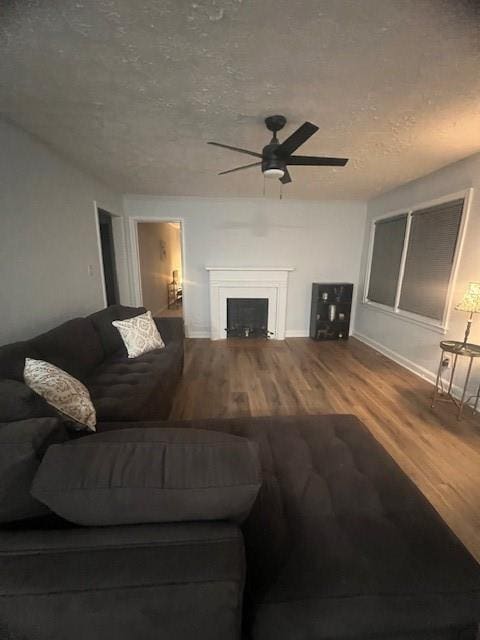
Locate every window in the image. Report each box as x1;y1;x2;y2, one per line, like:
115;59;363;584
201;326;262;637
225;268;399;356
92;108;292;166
365;194;468;327
399;200;464;321
368;215;407;307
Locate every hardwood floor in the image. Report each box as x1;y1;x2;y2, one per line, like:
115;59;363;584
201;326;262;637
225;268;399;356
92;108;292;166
171;337;480;562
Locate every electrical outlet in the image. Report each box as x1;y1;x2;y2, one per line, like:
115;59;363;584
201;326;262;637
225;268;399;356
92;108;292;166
88;264;95;277
442;357;450;368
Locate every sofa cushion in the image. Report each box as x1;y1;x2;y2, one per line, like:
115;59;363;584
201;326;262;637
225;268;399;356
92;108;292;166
0;417;69;523
0;379;55;422
88;305;146;356
154;316;185;345
32;428;262;526
30;317;104;381
86;343;182;421
0;340;40;381
24;358;96;432
163;415;480;640
0;521;244;640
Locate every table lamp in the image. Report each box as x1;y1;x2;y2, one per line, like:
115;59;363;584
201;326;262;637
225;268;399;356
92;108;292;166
455;282;480;348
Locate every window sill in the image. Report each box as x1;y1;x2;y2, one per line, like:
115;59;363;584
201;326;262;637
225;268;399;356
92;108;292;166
361;301;447;335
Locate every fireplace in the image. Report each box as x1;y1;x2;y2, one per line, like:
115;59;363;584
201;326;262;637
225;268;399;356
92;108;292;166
226;298;269;338
206;267;294;340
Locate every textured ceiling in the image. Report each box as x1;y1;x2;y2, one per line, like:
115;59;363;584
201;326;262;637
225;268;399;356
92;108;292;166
1;0;479;199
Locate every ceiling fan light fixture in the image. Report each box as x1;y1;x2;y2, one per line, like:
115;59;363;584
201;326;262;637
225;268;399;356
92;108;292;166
264;167;285;179
208;115;349;185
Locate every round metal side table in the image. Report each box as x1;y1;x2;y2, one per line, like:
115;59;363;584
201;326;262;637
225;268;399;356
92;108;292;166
431;340;480;420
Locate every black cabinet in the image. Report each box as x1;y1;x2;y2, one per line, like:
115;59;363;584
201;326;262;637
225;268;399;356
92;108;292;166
309;283;353;341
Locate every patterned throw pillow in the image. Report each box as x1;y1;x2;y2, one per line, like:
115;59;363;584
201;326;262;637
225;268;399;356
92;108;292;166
23;358;96;431
112;310;165;358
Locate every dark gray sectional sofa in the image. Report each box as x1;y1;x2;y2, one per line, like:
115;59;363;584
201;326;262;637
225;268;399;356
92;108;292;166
0;308;479;640
0;305;184;422
170;415;480;640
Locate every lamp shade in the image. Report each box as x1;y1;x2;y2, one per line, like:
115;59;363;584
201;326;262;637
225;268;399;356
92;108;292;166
455;282;480;313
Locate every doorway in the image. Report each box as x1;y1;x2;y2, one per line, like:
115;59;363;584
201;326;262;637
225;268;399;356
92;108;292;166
136;221;183;318
97;208;120;306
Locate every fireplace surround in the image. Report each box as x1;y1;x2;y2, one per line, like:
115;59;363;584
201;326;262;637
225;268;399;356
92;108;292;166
206;267;294;340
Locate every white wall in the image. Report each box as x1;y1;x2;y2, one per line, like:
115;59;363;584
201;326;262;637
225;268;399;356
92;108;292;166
355;152;480;395
0;119;129;343
123;196;367;337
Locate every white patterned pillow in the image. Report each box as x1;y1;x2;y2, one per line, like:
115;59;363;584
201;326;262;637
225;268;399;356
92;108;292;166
112;310;165;358
24;358;96;431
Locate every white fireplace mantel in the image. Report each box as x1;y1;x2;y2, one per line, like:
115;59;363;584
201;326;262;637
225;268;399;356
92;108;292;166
206;267;294;340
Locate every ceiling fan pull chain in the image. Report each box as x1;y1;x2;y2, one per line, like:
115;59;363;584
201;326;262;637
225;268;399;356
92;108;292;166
280;181;283;200
263;175;266;197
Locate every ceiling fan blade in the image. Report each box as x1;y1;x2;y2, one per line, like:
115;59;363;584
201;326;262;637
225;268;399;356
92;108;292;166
286;155;349;166
218;161;262;176
208;141;262;159
280;168;292;184
276;122;319;157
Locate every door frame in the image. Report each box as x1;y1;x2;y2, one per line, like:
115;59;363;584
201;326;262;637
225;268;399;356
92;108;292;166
129;216;187;322
93;202;124;307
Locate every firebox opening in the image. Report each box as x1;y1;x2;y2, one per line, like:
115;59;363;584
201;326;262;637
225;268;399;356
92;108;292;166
226;298;269;338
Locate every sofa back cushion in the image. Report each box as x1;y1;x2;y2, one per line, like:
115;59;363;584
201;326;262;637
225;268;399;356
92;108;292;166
32;427;262;526
89;305;146;356
31;318;104;381
0;341;41;381
0;379;55;422
0;417;70;522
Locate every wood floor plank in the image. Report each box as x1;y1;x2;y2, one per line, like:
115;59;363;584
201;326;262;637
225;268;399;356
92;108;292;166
170;337;480;562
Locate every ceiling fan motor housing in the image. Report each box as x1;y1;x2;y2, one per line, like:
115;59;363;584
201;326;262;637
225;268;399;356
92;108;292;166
262;143;285;173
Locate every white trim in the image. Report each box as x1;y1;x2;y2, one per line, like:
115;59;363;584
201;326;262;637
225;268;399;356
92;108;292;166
286;330;309;338
440;187;473;329
361;301;447;334
188;331;210;339
363;188;473;330
393;212;412;309
206;266;295;272
207;268;293;340
128;215;187;325
354;331;437;384
362;208;410;304
353;331;475;406
371;190;471;219
190;329;309;339
362;220;375;304
128;217;143;306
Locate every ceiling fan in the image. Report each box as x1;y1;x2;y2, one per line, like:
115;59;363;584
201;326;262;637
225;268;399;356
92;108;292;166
208;115;348;184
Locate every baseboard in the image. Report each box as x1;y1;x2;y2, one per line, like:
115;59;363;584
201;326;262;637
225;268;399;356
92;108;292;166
187;331;210;339
286;330;309;338
353;331;474;406
353;332;436;385
188;329;309;339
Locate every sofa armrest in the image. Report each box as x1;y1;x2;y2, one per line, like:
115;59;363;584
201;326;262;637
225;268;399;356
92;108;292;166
154;316;184;344
0;521;245;640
